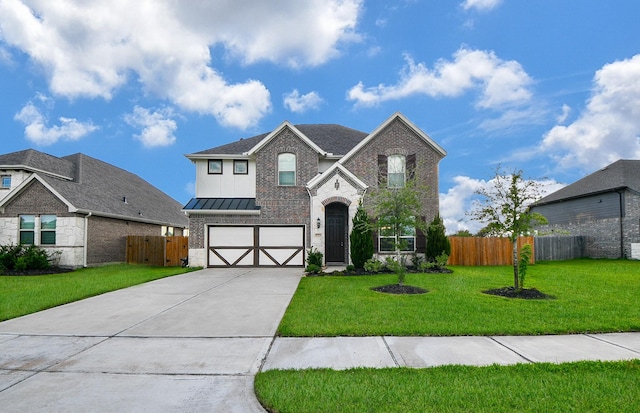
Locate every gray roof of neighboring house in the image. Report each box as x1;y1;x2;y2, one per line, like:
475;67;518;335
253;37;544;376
0;149;188;227
535;159;640;205
194;124;368;156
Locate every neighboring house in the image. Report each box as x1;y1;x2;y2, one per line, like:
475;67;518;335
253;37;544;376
531;159;640;259
183;112;447;268
0;149;188;267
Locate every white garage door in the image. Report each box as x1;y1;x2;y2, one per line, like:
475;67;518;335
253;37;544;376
208;225;305;267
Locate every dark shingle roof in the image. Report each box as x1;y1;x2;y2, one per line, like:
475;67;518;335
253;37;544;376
1;150;187;227
0;149;75;178
536;159;640;205
194;124;368;156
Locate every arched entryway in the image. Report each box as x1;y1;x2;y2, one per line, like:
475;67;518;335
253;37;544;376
325;202;348;264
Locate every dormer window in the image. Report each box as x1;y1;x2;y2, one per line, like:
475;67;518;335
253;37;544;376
1;175;10;189
278;153;296;186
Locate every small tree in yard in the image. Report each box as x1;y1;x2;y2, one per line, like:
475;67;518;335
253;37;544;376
469;166;547;291
366;177;428;286
350;203;374;269
425;213;450;263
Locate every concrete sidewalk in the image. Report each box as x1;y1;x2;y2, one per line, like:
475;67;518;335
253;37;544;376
0;267;303;413
263;333;640;371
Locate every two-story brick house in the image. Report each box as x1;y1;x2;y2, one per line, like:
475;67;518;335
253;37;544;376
183;112;446;268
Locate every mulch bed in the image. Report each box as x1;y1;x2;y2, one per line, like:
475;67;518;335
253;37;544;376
371;284;428;295
483;286;554;300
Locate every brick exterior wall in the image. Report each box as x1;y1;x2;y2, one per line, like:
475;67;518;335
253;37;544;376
536;190;640;259
86;215;161;264
2;180;70;217
342;117;443;220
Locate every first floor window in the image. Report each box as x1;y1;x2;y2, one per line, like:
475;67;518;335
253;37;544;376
379;221;416;252
40;215;57;245
19;215;35;244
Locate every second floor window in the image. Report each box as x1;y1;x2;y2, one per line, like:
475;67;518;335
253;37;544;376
1;175;10;189
278;153;296;186
388;155;406;188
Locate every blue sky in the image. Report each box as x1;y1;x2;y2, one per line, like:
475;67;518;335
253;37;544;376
1;0;639;233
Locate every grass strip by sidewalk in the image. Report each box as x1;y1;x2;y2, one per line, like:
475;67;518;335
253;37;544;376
278;260;640;336
0;264;197;321
255;360;640;413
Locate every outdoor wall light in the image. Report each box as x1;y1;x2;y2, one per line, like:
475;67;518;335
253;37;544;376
334;178;340;189
317;217;321;229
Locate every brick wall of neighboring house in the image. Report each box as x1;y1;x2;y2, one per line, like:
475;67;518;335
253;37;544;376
1;179;71;217
536;190;640;259
342;117;443;221
86;215;160;264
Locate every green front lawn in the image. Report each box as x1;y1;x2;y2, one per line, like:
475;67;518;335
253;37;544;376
0;264;197;321
256;360;640;413
278;259;640;336
259;259;640;412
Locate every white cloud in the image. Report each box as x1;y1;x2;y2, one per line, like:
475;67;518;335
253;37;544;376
556;104;571;124
347;48;532;110
0;0;362;129
440;174;564;235
14;97;97;145
541;54;640;170
283;89;324;113
461;0;502;12
124;106;177;148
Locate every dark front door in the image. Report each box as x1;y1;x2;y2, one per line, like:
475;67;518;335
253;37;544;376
325;203;347;263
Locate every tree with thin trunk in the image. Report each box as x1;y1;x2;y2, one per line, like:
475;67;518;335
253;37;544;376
366;177;428;286
469;166;547;290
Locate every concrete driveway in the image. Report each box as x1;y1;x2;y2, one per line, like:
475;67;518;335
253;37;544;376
0;267;303;413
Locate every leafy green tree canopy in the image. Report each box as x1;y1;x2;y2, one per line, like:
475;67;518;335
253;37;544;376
469;166;547;290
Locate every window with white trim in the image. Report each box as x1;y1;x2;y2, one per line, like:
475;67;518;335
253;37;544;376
40;215;57;245
19;215;35;245
387;155;406;188
379;221;416;252
1;175;10;189
278;153;296;186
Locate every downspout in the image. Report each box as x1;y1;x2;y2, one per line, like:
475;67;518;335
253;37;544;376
83;212;92;267
306;186;313;259
618;191;624;259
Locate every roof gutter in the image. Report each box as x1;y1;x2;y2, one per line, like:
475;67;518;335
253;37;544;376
74;209;187;228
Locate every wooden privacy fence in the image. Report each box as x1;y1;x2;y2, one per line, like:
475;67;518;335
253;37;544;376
447;236;534;266
126;236;188;267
